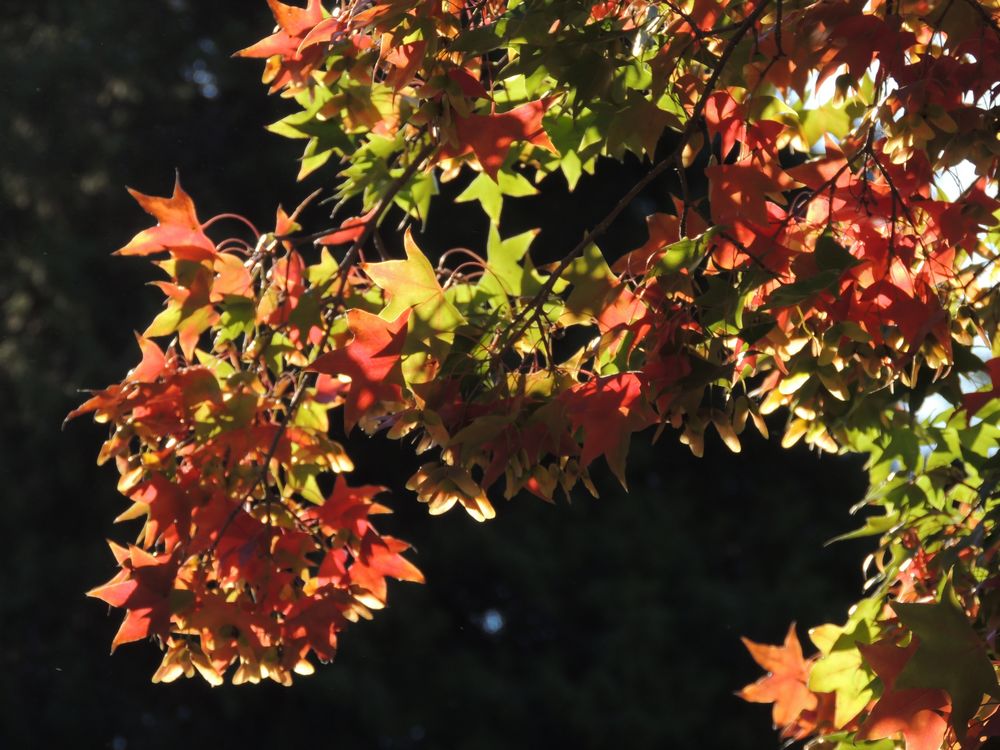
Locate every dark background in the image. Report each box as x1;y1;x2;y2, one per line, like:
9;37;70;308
2;2;871;748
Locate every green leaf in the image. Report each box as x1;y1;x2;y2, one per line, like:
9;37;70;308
653;230;717;275
814;235;859;273
217;298;255;344
561;243;614;323
808;600;880;727
478;225;540;305
455;170;538;223
765;269;843;309
893;580;999;729
450;26;504;54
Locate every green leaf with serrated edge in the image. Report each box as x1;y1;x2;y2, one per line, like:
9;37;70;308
477;224;540;306
808;599;880;727
653;230;718;275
394;169;438;225
826;511;900;544
893;579;999;729
217;298;254;344
456;172;503;223
765;269;843;309
307;248;340;287
814;235;860;273
450;25;504;54
560;243;615;324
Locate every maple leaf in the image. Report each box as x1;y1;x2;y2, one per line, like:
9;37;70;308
821;14;916;83
126;473;190;548
612;213;680;276
317;210;374;247
211;252;254;301
116;175;216;261
236;0;323;59
88;544;179;651
308;308;410;430
705;161;799;227
236;0;327;91
350;529;424;605
856;640;952;750
362;230;465;371
445;67;489;100
302;476;391;537
738;624;821;734
126;334;168;385
559;372;655;486
704;91;747;158
892;589;999;730
449;99;558;180
383;40;427;92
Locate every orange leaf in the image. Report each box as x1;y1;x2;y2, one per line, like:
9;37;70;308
738;624;818;731
117;175;216;261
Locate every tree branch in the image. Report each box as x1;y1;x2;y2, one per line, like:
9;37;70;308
494;0;772;360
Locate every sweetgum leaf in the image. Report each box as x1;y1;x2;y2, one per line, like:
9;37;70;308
893;584;998;729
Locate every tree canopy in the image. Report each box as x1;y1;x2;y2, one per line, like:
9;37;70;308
68;1;1000;747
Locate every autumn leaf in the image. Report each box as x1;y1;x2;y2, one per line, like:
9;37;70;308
739;624;823;735
127;334;168;384
235;0;326;91
88;544;179;652
856;640;951;750
302;476;391;537
559;372;655;486
963;358;1000;417
362;229;465;371
449;99;558;180
892;587;998;730
317;210;374;247
116;175;215;261
705;161;798;227
704;91;746;158
308;308;410;430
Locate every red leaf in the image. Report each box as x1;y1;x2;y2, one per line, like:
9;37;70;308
559;372;655;485
704;91;746;158
856;640;952;750
705;161;798;227
127;334;167;384
211;252;254;301
236;0;327;91
303;476;388;537
317;211;374;247
446;67;489;99
88;545;179;651
449;99;558;180
308;308;410;429
963;358;1000;416
237;0;324;58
